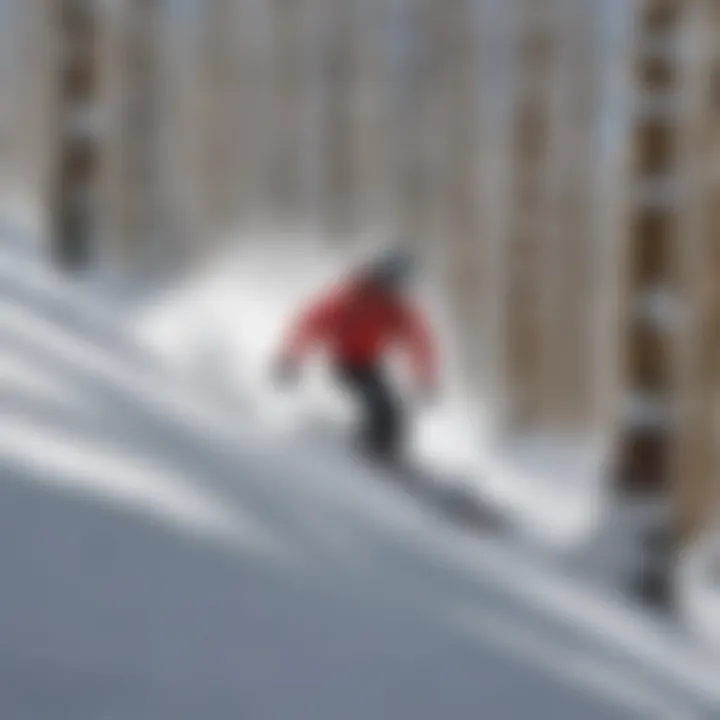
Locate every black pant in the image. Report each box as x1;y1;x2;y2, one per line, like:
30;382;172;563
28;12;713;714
336;362;404;462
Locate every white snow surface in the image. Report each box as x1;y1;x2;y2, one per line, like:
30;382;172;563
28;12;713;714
2;201;720;718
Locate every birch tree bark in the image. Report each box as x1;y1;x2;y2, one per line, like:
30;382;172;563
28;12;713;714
200;0;243;238
109;0;163;268
615;0;684;493
501;0;558;433
269;0;311;223
542;0;602;436
391;0;443;252
322;0;359;238
670;0;720;547
435;0;486;392
49;0;100;268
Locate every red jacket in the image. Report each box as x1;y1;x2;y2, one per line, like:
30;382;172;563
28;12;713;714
279;279;437;386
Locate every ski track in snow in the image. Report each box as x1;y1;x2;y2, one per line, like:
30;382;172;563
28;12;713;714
1;201;719;719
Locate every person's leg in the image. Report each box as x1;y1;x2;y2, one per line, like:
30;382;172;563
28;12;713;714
335;364;374;454
368;369;403;461
337;363;403;462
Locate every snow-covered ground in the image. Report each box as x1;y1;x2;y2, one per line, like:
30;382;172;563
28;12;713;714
3;199;720;718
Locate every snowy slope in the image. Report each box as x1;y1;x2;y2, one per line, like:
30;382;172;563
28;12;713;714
2;205;720;719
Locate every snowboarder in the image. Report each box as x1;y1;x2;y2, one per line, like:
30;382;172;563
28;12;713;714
272;248;439;466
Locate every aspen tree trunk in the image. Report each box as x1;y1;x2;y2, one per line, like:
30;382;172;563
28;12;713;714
270;0;310;223
614;0;720;607
543;0;601;435
670;0;720;548
351;0;394;234
501;0;557;433
201;0;243;239
616;0;684;493
112;0;162;268
436;0;486;392
392;0;442;252
323;0;359;238
16;0;52;198
49;0;100;269
226;0;274;224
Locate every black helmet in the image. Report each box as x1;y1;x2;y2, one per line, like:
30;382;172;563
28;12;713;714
368;247;415;287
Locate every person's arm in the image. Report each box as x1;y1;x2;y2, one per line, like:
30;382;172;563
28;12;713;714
278;288;342;364
397;301;438;392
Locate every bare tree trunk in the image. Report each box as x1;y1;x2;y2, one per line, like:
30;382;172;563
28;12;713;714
611;0;720;607
501;0;558;433
322;0;359;238
393;0;444;252
49;0;100;269
435;0;486;392
268;0;313;224
11;0;52;198
670;0;720;548
351;0;394;235
615;0;685;494
542;0;601;435
200;0;243;239
113;0;162;268
233;0;273;223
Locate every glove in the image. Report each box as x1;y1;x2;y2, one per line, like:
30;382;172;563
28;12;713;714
272;356;300;387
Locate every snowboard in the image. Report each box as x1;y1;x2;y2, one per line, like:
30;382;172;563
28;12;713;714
369;455;514;536
298;415;513;535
